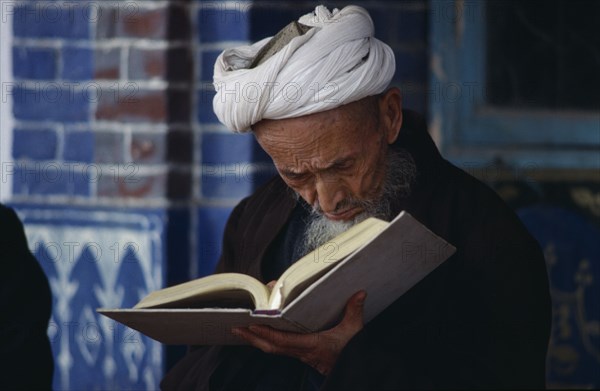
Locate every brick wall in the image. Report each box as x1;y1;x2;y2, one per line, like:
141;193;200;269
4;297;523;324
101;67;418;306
9;0;430;279
193;0;275;276
11;1;192;203
6;0;430;388
8;1;194;388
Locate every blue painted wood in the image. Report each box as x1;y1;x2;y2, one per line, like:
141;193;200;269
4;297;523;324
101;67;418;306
461;110;600;146
447;149;600;171
430;2;600;387
428;0;460;151
429;0;600;168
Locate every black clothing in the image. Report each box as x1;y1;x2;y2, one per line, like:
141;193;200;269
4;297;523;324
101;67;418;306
162;110;551;390
0;204;54;390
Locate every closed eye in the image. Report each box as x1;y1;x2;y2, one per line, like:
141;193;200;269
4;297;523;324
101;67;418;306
331;158;356;173
281;170;309;182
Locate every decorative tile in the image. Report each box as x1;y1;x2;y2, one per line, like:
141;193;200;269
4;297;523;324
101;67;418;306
16;206;165;391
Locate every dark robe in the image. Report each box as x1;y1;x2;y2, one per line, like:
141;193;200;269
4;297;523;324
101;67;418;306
0;204;54;390
162;110;551;390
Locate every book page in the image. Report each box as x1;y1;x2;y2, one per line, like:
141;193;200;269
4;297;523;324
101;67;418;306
134;273;271;310
268;217;389;310
282;212;456;331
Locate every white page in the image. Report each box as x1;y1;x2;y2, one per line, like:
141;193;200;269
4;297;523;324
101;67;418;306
282;212;456;331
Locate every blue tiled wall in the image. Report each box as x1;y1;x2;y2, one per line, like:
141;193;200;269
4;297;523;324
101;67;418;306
63;131;95;163
12;86;90;122
197;8;249;42
8;1;431;389
13;47;57;79
9;1;192;388
197;206;234;276
13;205;167;390
13;3;91;39
12;167;90;197
61;47;94;80
201;133;269;165
199;50;221;81
13;128;58;160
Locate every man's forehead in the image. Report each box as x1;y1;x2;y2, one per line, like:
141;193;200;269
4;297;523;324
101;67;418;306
256;120;367;158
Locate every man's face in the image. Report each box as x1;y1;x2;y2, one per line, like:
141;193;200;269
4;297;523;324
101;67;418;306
254;98;395;222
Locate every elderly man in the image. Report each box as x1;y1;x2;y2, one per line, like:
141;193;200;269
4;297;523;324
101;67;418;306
162;5;551;390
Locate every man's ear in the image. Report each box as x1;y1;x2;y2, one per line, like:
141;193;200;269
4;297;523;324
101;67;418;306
379;87;403;144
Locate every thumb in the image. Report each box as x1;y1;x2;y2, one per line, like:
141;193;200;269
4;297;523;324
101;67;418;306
339;290;367;331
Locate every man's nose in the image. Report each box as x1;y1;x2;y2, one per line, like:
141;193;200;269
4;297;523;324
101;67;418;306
314;176;345;214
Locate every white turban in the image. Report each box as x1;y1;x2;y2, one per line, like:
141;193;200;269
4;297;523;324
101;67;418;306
212;5;396;132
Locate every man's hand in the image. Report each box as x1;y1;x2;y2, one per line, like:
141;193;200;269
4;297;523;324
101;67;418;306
231;290;367;375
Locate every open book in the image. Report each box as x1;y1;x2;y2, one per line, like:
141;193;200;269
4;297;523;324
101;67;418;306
99;211;456;345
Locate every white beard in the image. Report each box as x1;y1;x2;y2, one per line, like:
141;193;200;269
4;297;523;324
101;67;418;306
300;148;417;255
302;211;370;256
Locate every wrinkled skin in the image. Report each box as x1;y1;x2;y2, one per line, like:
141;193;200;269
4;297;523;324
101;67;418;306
253;88;402;222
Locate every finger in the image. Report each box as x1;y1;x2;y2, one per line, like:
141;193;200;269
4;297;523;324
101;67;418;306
233;327;326;370
266;280;277;289
232;327;283;355
247;325;316;349
337;290;366;332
